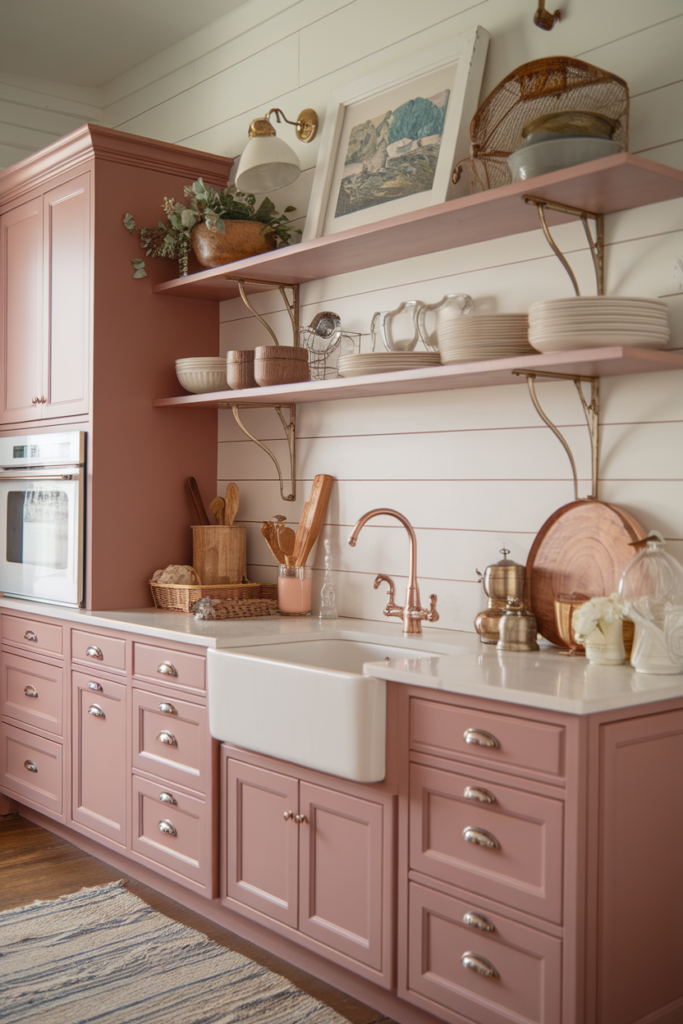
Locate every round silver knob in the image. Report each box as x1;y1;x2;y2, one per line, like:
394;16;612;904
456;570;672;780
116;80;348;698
159;792;177;805
31;397;39;405
88;704;106;719
157;819;177;837
464;786;496;804
294;813;307;825
23;685;39;698
24;630;38;643
158;703;177;715
85;645;103;660
461;952;498;979
156;730;178;747
463;827;500;850
463;728;499;749
24;760;38;773
283;810;295;821
463;911;495;932
157;661;178;677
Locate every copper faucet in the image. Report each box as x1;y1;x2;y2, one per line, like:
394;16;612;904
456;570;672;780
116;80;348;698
348;508;439;635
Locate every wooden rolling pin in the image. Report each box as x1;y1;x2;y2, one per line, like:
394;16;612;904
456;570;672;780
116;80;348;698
292;475;334;566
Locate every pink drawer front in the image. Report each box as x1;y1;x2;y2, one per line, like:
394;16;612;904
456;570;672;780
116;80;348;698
2;614;63;657
410;763;564;924
132;688;208;792
410;698;564;779
133;643;205;692
131;773;213;896
1;650;63;735
406;882;561;1024
72;630;125;673
1;721;62;815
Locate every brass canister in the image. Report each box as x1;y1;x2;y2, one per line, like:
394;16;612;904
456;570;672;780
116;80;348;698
475;549;526;644
496;598;540;652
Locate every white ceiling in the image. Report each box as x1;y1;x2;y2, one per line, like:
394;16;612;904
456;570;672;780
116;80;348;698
0;0;250;88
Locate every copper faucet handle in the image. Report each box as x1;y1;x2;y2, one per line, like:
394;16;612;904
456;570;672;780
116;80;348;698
425;593;439;622
374;574;403;617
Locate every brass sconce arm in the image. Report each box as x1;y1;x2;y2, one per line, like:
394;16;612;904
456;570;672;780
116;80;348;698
533;1;561;29
248;108;318;143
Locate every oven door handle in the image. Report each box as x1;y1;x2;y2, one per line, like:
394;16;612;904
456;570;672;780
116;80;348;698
0;472;81;481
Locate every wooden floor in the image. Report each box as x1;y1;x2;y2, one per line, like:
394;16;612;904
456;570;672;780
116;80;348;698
0;813;395;1024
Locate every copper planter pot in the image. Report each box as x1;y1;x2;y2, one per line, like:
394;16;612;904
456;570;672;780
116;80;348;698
191;221;277;268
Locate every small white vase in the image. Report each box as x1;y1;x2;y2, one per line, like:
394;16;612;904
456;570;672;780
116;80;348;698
581;617;626;666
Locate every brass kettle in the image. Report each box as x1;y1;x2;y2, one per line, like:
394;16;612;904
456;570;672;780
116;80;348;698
475;549;525;644
496;598;540;653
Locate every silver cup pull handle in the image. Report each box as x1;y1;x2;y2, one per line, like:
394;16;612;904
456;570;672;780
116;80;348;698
461;952;499;979
464;786;496;804
24;630;38;643
158;703;177;715
88;704;106;719
156;730;178;747
159;792;177;805
157;661;178;677
24;759;38;773
85;645;103;660
87;680;103;692
463;911;495;932
463;827;500;850
463;728;500;749
23;685;39;698
157;819;177;837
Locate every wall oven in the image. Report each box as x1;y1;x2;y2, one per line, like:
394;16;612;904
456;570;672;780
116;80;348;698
0;431;85;607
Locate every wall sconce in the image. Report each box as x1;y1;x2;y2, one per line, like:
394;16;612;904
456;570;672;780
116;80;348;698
235;107;318;193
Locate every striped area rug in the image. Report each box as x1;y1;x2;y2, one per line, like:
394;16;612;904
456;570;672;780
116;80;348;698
0;881;349;1023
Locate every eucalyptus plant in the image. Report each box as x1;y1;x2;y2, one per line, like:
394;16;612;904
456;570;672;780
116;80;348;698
124;179;300;277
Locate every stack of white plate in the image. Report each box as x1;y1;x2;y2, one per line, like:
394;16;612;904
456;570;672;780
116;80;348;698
337;352;441;378
528;297;669;353
438;314;534;363
175;356;228;394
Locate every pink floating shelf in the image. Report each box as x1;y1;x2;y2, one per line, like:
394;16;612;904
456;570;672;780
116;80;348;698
153;346;683;408
151;153;683;302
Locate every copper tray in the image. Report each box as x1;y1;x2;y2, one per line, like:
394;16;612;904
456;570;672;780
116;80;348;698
525;500;646;649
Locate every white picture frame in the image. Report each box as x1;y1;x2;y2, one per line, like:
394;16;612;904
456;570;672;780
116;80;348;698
302;25;490;242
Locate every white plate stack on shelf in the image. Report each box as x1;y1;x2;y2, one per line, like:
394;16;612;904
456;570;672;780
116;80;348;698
337;351;441;377
437;313;534;363
528;297;670;353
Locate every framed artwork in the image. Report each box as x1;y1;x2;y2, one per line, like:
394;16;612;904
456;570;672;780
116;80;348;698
302;26;490;241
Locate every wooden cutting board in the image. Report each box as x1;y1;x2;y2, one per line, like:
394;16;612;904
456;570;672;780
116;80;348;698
526;500;646;649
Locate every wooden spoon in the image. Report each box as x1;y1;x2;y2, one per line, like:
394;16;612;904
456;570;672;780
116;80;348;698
261;521;286;564
224;483;240;527
293;475;334;567
210;496;225;525
186;477;209;525
277;525;296;566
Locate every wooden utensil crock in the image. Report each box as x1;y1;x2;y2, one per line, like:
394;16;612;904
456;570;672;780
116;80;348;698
254;345;310;387
226;350;256;390
192;525;246;584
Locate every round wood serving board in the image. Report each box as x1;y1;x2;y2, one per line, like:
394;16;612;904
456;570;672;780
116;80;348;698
526;500;646;649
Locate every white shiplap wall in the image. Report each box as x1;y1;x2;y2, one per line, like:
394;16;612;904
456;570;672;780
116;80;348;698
97;0;683;627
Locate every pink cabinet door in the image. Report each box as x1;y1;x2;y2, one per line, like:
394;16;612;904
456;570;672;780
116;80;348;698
407;881;561;1024
43;173;90;419
410;763;564;923
0;197;43;424
598;709;683;1024
71;671;127;846
131;773;213;897
1;650;63;736
1;721;62;815
131;688;208;793
226;759;299;927
298;782;386;972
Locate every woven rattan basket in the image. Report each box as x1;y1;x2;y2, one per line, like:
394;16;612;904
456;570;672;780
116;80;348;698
149;580;279;617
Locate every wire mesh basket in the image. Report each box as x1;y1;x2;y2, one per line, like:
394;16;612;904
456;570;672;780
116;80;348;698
454;56;629;193
299;311;361;380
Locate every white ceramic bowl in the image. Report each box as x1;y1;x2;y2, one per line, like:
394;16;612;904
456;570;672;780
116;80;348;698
508;136;620;182
176;366;228;393
176;357;227;368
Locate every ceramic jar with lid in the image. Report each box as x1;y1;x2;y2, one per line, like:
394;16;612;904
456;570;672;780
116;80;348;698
475;549;526;644
619;531;683;674
496;598;540;652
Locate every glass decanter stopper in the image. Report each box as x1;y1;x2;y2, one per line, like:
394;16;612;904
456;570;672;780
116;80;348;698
319;539;338;619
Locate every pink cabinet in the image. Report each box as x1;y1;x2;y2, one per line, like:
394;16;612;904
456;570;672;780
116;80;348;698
225;755;393;985
131;687;208;792
1;719;63;815
71;671;127;846
1;649;63;736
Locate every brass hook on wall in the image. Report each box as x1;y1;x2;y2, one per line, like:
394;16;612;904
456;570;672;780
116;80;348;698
534;0;561;30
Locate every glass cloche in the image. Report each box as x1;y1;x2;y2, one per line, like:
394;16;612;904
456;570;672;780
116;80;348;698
619;530;683;674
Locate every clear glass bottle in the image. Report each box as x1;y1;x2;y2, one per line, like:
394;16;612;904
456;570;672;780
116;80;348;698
619;531;683;674
319;539;337;619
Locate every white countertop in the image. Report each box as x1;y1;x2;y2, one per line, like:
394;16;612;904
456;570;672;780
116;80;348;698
2;596;682;715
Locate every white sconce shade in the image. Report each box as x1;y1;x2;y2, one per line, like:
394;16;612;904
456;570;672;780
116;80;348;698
235;135;301;193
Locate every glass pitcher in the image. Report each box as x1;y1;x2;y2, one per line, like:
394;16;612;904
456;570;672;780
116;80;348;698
417;293;474;350
619;530;683;674
370;300;423;352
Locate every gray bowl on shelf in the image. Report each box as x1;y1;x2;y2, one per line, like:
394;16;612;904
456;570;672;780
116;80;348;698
508;135;621;182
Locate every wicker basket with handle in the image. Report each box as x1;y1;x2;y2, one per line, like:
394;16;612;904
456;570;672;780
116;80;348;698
149;580;278;617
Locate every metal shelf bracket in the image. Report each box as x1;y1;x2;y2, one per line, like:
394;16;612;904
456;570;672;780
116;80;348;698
218;403;297;501
524;195;604;296
512;369;600;500
223;277;300;346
